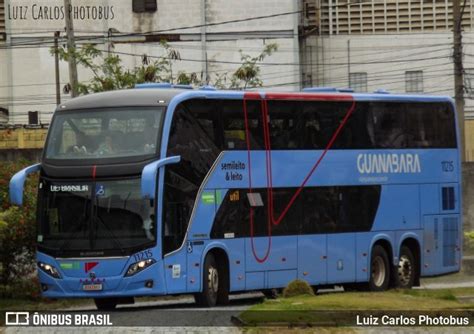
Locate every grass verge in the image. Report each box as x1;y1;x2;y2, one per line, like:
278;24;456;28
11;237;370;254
240;288;474;326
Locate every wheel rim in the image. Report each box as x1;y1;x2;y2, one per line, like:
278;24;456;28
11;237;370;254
208;266;219;296
398;255;412;286
372;256;386;287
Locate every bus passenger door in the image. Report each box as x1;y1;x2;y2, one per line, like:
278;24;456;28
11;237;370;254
162;202;188;293
163;248;187;293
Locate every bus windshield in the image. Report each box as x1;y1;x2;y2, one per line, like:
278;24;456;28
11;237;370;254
38;178;155;256
45;107;164;160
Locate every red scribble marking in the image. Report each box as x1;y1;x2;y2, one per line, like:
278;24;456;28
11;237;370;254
243;93;356;263
244;96;272;263
92;165;97;179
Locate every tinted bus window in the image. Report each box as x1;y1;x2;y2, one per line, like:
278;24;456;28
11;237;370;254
269;189;301;236
211;185;381;238
266;101;300;149
164;106;221;254
265;101;455;150
222;100;263;150
181;99;265;151
266;101;372;150
181;99;223;146
365;102;456;149
177;99;456;153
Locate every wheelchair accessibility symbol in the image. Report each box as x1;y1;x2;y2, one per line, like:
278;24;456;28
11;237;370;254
95;184;105;196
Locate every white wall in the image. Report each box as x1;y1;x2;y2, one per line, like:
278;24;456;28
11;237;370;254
2;0;299;124
306;32;474;119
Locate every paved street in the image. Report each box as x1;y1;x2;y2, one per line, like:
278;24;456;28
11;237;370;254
64;292;264;327
3;280;474;333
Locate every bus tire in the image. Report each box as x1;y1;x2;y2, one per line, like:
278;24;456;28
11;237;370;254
94;298;117;310
394;245;416;289
262;289;278;299
195;253;219;307
369;245;390;291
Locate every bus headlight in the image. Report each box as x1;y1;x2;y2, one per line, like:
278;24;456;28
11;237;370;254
125;259;156;277
38;262;62;279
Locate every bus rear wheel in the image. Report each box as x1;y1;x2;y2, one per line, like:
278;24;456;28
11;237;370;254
369;245;390;291
195;253;228;307
394;246;416;289
94;298;117;310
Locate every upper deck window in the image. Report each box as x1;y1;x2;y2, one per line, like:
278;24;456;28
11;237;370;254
45;107;164;161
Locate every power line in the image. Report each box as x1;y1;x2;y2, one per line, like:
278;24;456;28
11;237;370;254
2;10;302;49
77;45;451;67
0;62;456;104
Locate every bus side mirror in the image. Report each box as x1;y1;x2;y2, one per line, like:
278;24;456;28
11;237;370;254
141;156;181;200
9;163;41;206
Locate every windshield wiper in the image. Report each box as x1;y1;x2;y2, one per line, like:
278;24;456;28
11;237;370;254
93;196;127;256
56;199;89;256
93;215;127;256
56;224;87;255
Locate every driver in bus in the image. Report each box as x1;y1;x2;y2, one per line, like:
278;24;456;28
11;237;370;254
95;133;115;156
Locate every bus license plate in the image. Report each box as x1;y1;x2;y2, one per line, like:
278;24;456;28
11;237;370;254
82;283;103;291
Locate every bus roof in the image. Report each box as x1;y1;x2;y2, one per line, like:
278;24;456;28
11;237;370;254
56;85;454;111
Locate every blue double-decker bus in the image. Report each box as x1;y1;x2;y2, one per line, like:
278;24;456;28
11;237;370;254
10;84;462;309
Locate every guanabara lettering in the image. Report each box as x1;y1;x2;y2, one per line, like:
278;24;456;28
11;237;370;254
357;153;421;174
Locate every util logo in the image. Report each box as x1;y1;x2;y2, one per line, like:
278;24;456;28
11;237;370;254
85;262;99;273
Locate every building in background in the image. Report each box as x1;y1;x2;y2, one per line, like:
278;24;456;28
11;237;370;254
0;0;300;125
3;0;474;160
0;0;8;124
300;0;474;160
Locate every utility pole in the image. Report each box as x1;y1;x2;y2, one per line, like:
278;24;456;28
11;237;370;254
201;0;208;84
347;39;351;88
54;31;61;106
453;0;466;161
64;0;79;97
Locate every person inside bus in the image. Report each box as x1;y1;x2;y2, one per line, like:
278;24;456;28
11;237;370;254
303;113;323;149
95;132;115;156
379;112;408;148
71;132;89;155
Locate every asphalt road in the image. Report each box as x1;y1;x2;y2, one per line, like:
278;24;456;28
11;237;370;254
64;292;265;327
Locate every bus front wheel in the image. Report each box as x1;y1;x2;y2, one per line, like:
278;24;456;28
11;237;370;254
94;298;117;310
195;253;225;307
394;246;416;289
369;245;390;291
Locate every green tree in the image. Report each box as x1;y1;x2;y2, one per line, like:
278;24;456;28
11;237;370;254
53;41;182;94
53;41;278;93
230;43;278;89
0;161;38;285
